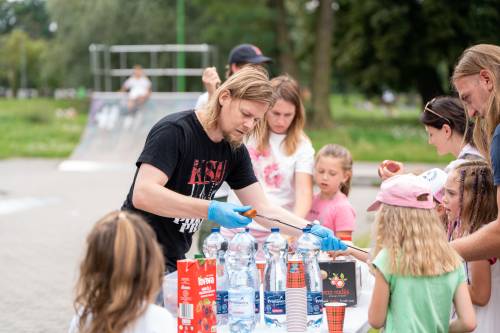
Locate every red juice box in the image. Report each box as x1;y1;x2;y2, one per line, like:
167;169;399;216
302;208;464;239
177;257;217;333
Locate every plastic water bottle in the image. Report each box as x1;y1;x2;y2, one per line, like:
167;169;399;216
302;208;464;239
263;227;288;328
227;231;255;333
296;227;323;328
202;227;229;326
242;228;261;325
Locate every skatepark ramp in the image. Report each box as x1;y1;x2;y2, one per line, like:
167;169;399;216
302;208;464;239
59;92;200;171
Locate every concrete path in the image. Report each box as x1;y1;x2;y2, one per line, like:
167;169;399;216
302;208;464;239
0;158;444;332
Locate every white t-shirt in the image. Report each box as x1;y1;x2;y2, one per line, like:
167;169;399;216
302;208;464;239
464;260;500;333
123;76;152;100
68;304;175;333
195;92;209;109
227;132;314;231
445;143;483;173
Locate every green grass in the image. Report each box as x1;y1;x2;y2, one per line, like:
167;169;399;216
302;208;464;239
0;98;89;159
0;94;455;163
305;94;452;163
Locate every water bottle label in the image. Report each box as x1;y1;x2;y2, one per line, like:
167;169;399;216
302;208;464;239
229;291;254;317
264;291;286;315
255;290;260;314
216;290;228;315
307;291;323;315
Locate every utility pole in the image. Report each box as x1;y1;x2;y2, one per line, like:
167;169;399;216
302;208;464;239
176;0;186;92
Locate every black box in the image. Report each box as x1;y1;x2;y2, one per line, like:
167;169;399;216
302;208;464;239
319;259;361;307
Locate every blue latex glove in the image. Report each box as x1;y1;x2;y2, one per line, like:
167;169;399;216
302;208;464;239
310;224;348;251
207;201;252;229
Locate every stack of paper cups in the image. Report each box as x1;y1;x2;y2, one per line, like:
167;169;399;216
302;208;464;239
286;259;307;332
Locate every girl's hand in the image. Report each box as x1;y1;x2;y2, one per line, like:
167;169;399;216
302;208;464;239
378;160;404;180
327;249;350;260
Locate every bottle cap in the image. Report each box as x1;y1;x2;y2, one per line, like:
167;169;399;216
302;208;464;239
211;227;220;233
245;227;250;232
271;227;280;232
194;254;204;259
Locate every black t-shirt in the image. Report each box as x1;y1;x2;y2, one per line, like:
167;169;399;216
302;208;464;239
122;110;257;271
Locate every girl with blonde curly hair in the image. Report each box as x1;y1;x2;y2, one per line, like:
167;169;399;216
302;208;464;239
367;174;475;332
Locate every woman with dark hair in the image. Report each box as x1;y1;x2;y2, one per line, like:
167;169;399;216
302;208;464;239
379;96;483;179
420;96;482;172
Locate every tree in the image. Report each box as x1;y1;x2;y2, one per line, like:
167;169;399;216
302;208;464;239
0;0;52;38
0;29;48;94
332;0;500;103
310;0;334;127
271;0;299;79
45;0;179;88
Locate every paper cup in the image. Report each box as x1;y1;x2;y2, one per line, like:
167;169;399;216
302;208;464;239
256;260;266;282
287;259;305;288
325;302;346;333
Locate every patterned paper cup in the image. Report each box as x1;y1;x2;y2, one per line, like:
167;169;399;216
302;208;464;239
325;302;346;333
287;259;305;288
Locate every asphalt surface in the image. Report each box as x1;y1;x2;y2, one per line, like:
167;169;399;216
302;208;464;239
0;158;442;332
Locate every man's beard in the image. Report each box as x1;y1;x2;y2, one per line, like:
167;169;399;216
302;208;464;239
223;131;244;150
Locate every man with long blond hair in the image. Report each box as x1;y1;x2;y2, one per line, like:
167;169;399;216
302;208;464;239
450;44;500;262
122;65;346;272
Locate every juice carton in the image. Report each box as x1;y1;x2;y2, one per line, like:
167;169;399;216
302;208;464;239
319;258;361;306
177;257;217;333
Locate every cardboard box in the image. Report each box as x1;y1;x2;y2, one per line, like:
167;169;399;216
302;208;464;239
319;259;361;307
177;258;217;333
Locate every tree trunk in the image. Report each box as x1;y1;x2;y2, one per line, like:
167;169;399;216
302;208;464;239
274;0;299;79
310;0;334;128
415;65;445;105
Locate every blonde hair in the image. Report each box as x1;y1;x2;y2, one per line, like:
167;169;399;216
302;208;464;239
452;44;500;158
203;65;276;137
74;211;165;333
254;74;309;156
450;160;497;238
373;205;462;276
315;144;353;196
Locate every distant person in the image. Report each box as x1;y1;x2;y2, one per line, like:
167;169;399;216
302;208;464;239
121;66;346;272
443;161;500;332
451;44;500;261
221;75;314;258
306;144;356;241
69;210;174;333
381;89;397;117
195;43;272;110
367;174;476;332
121;65;152;113
378;96;483;179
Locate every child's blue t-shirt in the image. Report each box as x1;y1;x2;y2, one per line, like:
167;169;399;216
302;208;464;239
372;249;466;333
491;124;500;186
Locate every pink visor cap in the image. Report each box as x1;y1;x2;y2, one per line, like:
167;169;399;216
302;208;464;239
367;174;436;211
418;168;447;203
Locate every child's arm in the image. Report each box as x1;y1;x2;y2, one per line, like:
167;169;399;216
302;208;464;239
468;260;491;306
293;172;313;218
328;246;370;263
449;282;476;332
368;265;389;329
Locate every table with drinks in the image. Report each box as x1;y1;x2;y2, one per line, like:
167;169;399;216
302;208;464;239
172;227;374;333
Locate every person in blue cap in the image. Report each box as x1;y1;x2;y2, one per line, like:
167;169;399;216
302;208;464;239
195;44;272;109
